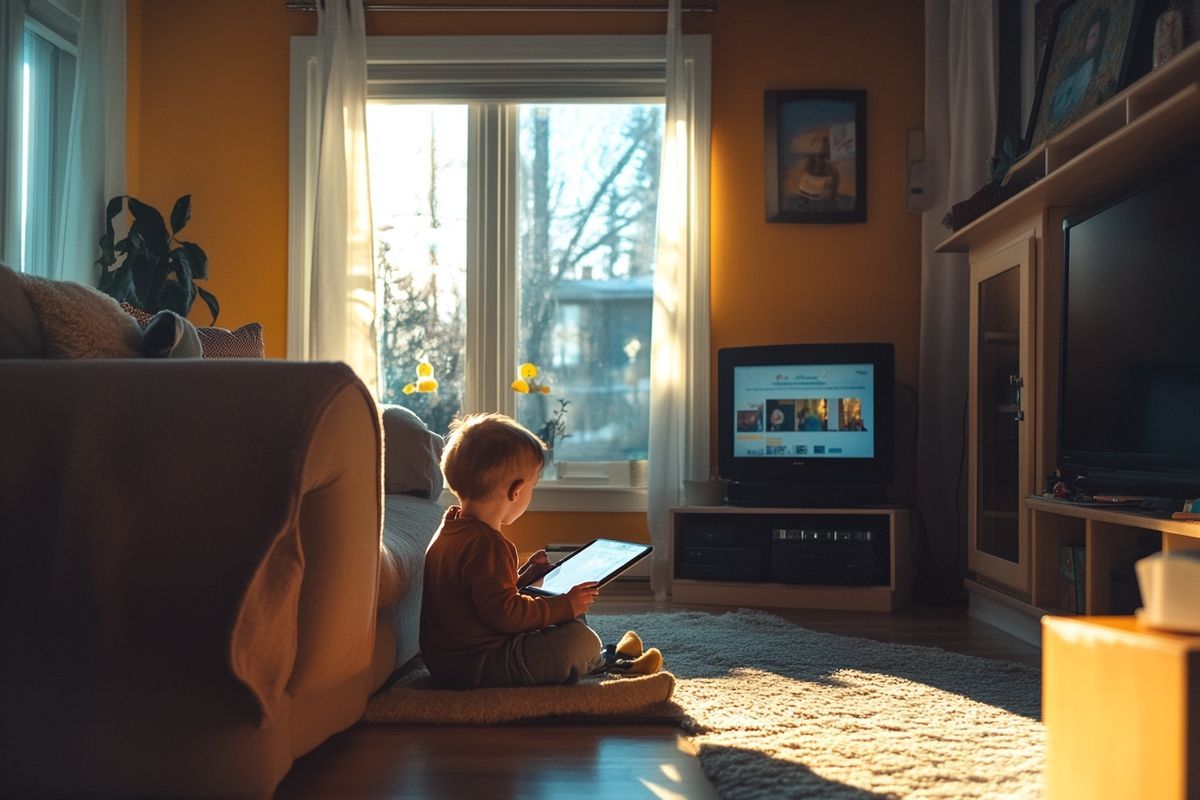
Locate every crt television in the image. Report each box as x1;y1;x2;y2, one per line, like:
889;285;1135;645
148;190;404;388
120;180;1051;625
1058;153;1200;499
717;343;894;506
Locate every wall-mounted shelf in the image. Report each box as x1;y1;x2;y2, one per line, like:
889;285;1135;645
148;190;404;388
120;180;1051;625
938;40;1200;254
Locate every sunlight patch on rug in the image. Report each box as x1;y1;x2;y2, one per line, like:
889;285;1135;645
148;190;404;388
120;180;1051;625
587;609;1044;800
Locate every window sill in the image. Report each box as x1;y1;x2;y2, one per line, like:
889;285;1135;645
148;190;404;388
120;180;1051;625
437;483;648;513
531;481;648;512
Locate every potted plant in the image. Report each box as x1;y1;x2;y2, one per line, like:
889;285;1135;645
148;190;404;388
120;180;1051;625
95;194;219;324
537;397;571;455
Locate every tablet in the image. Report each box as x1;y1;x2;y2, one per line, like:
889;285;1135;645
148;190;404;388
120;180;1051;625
521;538;653;597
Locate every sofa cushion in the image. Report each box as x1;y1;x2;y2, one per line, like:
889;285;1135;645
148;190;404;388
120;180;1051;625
380;404;445;498
121;302;154;326
122;302;265;359
143;310;203;358
197;323;265;358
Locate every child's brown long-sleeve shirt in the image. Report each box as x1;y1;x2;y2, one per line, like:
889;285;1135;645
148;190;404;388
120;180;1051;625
419;507;574;685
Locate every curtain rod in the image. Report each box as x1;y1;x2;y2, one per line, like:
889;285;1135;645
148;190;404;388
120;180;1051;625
285;1;715;12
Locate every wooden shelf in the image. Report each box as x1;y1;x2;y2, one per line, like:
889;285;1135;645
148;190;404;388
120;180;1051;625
1027;495;1200;537
1027;496;1200;622
938;40;1200;254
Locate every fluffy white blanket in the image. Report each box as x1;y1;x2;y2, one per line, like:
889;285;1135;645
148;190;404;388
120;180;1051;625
16;272;142;358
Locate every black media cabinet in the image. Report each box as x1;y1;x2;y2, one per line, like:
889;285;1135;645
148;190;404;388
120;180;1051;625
668;505;910;611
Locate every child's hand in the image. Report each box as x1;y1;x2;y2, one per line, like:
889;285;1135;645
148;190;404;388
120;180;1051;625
566;581;600;617
517;550;554;588
520;549;550;572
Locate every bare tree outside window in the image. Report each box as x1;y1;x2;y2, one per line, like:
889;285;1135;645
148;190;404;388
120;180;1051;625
517;104;663;461
366;101;663;462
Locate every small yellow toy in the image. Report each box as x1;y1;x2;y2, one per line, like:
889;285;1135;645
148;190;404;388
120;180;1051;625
511;362;551;394
402;361;438;394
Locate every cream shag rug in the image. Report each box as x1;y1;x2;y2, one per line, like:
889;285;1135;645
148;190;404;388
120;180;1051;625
367;609;1045;799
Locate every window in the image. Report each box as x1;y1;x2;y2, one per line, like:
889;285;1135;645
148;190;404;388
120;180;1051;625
368;100;662;465
16;1;78;276
290;36;711;511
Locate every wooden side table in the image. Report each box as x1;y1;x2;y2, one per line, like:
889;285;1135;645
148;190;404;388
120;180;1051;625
1043;615;1200;799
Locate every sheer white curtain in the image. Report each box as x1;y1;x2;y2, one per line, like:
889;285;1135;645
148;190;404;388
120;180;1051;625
648;0;709;596
306;0;377;394
54;0;125;285
917;0;998;599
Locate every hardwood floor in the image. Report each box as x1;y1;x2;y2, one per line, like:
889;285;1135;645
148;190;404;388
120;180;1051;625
276;590;1040;799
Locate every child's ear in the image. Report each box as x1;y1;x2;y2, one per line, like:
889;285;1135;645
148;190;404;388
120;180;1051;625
508;478;525;501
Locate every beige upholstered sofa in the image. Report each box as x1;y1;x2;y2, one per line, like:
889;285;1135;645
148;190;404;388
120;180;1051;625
0;357;445;798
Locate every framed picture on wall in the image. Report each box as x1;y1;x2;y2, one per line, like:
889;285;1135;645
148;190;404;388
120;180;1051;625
1026;0;1143;151
764;89;867;224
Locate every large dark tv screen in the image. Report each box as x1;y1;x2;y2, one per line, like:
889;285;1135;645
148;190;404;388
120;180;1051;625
1059;155;1200;486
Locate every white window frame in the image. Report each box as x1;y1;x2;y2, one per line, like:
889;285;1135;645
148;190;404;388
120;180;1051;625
289;35;711;512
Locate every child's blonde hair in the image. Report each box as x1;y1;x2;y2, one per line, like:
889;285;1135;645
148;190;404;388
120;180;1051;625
441;413;547;500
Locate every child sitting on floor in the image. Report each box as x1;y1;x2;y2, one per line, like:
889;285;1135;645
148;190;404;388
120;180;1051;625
419;412;662;689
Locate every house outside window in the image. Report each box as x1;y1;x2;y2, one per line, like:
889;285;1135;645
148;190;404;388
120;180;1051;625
290;35;711;511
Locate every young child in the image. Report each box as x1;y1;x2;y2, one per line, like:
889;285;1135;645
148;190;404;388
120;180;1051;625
420;412;662;689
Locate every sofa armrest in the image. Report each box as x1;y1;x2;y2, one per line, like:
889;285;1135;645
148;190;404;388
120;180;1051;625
0;359;381;727
281;377;383;700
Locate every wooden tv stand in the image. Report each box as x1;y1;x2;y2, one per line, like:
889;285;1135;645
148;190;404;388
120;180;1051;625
937;40;1200;645
667;505;910;611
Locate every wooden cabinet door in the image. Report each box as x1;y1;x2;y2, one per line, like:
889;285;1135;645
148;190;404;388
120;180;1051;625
968;236;1037;594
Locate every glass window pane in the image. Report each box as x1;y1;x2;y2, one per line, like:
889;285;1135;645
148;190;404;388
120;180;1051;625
367;103;468;436
20;27;74;276
515;103;663;461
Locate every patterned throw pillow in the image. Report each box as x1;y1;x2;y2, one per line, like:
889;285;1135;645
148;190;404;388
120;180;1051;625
121;303;264;358
196;323;265;358
121;303;154;327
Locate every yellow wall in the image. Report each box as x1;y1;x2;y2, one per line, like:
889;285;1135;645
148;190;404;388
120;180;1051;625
130;0;923;555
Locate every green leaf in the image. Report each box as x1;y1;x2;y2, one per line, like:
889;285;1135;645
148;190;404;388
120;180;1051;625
196;286;220;326
94;195;126;272
170;194;192;235
159;282;189;316
99;261;137;306
127;197;170;255
104;194;125;221
127;246;157;308
170;247;196;314
180;241;207;279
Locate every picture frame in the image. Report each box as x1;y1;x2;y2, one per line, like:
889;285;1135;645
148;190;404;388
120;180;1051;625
1025;0;1143;151
764;89;867;224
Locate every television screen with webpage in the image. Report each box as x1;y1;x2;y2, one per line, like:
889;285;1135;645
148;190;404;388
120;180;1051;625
731;362;876;459
718;343;894;506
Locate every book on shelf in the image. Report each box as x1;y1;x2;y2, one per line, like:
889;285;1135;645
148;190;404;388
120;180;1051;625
1073;545;1086;614
1058;544;1086;613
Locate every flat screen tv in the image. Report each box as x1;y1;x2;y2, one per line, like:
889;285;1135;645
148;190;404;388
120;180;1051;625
717;343;894;507
1058;153;1200;499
